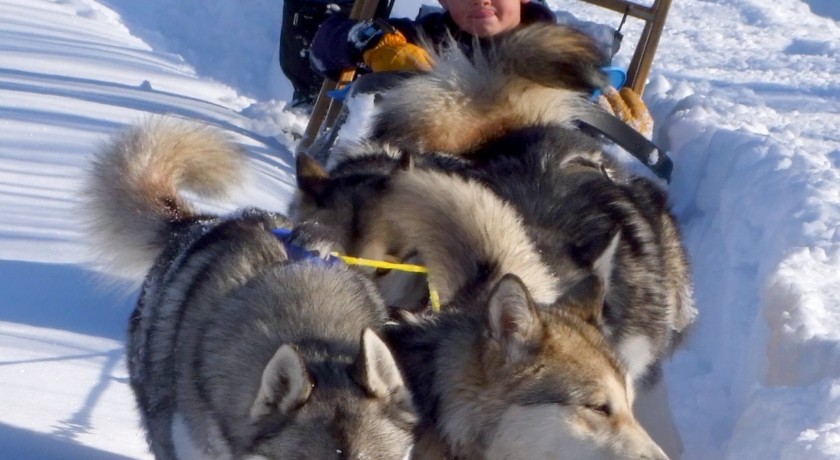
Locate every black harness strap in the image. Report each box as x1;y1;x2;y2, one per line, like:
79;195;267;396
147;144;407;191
575;109;673;182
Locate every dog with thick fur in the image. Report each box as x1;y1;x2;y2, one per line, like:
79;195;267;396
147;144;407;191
293;22;694;458
299;166;669;459
291;142;470;311
83;119;417;460
296;22;695;386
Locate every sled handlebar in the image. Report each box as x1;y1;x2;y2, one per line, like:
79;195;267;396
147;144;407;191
579;0;672;95
298;0;381;155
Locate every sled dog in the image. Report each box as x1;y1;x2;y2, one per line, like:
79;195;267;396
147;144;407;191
293;22;694;458
301;166;669;459
296;22;695;388
83;119;416;460
291;142;469;311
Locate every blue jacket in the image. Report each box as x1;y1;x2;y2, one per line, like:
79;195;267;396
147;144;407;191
309;2;557;80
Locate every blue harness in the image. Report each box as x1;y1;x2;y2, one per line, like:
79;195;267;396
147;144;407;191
271;228;341;266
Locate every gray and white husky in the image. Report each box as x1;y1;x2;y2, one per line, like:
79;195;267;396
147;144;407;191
292;23;695;458
299;167;670;459
295;22;696;388
83;118;417;460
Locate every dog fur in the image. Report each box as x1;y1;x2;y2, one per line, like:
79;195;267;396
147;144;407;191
292;22;695;458
295;22;695;387
294;129;694;391
83;118;417;460
314;168;669;459
368;23;608;155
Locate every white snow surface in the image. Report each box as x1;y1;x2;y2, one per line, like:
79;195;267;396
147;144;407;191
1;0;839;458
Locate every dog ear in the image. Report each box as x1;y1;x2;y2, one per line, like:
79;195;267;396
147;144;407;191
351;328;410;401
487;274;544;364
591;231;619;294
296;153;330;197
250;345;313;420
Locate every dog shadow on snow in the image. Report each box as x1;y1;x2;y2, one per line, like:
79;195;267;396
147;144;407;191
0;421;136;460
0;260;139;453
0;259;137;341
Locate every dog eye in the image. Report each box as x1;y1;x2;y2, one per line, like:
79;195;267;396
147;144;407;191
584;403;612;417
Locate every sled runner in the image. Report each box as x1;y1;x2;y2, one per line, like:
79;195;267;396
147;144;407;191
295;0;674;180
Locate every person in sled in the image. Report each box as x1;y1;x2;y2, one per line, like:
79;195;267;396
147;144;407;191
307;0;653;137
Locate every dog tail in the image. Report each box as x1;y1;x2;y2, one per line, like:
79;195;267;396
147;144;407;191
662;215;697;334
491;23;608;93
371;23;607;155
382;169;559;305
82;117;246;279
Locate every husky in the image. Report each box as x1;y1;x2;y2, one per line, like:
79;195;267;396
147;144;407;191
292;22;695;457
82;118;417;460
291;142;469;311
295;21;695;386
304;167;669;459
290;22;608;311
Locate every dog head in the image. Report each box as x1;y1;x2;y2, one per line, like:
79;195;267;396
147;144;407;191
245;328;417;459
435;274;667;460
291;150;409;256
291;150;434;310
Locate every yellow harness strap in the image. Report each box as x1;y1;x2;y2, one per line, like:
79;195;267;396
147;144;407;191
331;252;441;312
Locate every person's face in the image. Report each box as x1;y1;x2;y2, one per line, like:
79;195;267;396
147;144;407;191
439;0;528;37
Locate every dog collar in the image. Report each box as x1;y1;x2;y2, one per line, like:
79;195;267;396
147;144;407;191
271;228;442;311
271;228;341;266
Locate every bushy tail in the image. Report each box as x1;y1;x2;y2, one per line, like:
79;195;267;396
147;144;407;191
82;118;246;280
381;169;559;305
371;23;607;155
492;23;608;92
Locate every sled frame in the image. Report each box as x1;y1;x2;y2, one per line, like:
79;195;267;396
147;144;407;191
298;0;672;155
297;0;381;154
578;0;672;95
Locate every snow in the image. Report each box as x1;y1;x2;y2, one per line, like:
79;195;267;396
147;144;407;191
0;0;838;458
